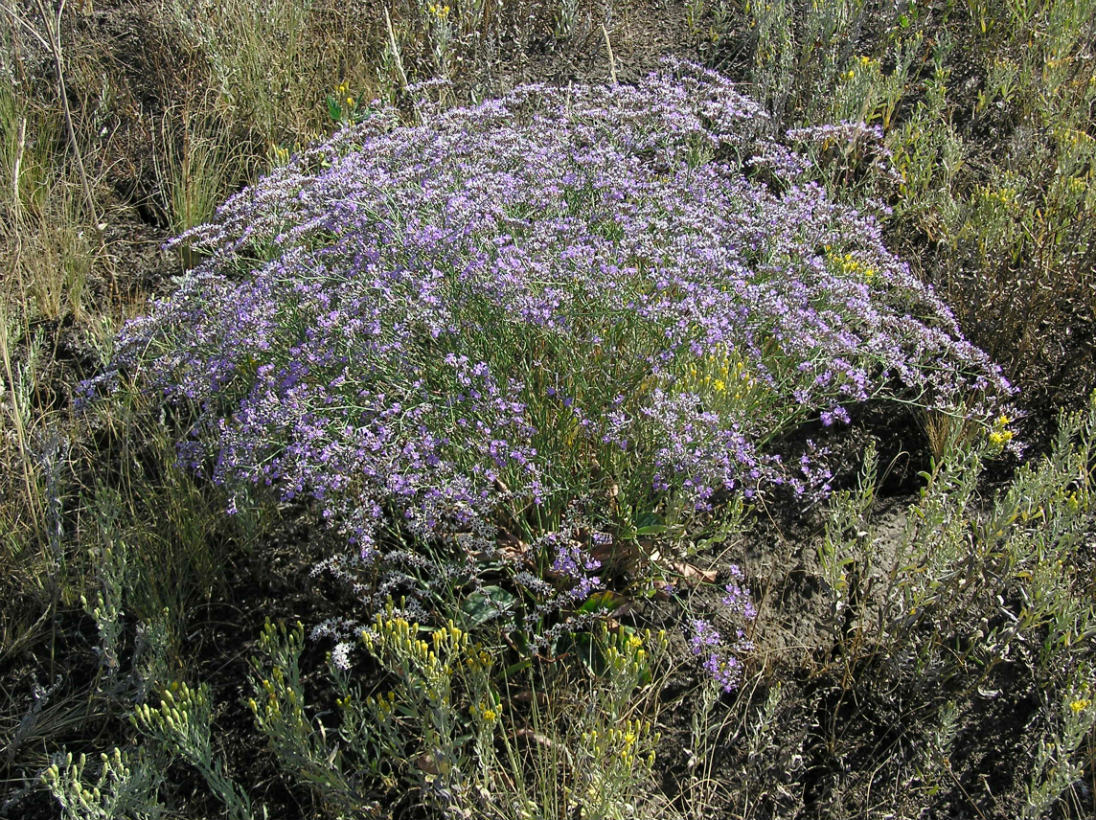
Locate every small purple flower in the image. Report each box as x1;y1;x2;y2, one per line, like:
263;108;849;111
552;542;603;600
722;565;757;620
690;619;722;655
702;652;742;693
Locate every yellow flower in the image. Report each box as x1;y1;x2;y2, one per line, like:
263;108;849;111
1070;698;1090;714
988;414;1014;447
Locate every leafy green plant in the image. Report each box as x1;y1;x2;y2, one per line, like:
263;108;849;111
324;80;372;126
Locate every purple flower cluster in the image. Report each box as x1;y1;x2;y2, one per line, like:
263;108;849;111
722;565;757;620
690;619;754;693
551;541;603;600
688;564;756;691
95;60;1011;604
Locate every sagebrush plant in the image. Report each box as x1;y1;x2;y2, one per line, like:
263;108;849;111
811;393;1096;815
165;0;317;145
553;0;581;40
88;61;1014;674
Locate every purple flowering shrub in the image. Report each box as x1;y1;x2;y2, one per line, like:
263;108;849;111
96;62;1010;656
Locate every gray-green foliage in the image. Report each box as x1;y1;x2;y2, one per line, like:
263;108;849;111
134;682;255;820
41;747;166;820
815;395;1096;814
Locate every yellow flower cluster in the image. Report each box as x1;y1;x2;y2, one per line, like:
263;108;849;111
428;3;450;18
980;184;1020;209
988;414;1014;448
249;664;307;729
844;54;877;81
334;80;355;109
829;249;877;281
464;646;494;672
336;80;350;96
135;680;215;743
41;748;139;810
470;699;501;723
1070;698;1090;714
683;349;757;401
599;627;666;689
581;719;658;765
367;690;398;721
1056;125;1095;148
271;132;320;166
362;614;499;715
